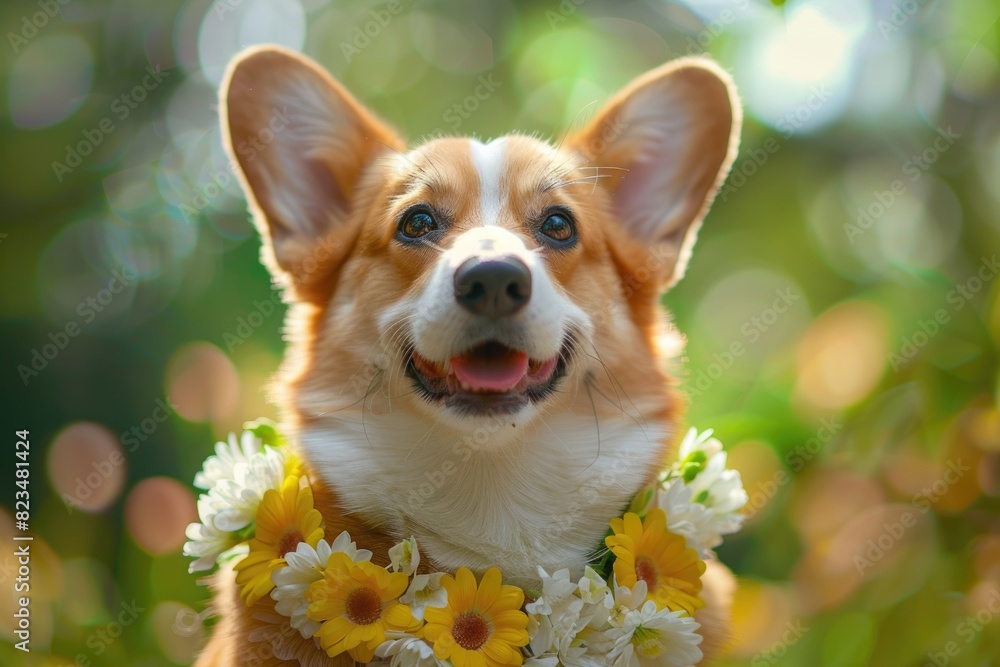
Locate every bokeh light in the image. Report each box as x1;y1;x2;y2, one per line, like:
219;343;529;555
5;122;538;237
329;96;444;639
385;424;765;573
46;422;126;513
125;477;197;555
152;601;206;664
736;0;867;133
8;33;94;129
794;301;888;413
5;0;999;664
165;342;240;425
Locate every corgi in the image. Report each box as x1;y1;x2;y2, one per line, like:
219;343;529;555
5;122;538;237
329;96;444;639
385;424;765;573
195;45;741;666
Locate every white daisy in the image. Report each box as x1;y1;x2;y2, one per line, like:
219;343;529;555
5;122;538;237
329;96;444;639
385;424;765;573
388;536;420;575
182;513;237;573
203;446;286;532
677;427;723;462
672;427;748;536
271;531;373;638
399;572;447;621
194;430;263;490
657;479;726;557
607;601;703;667
326;529;374;564
688;450;748;518
528;568;617;666
527;567;579;616
375;633;448;666
527;567;583;657
608;576;649;626
578;566;612;606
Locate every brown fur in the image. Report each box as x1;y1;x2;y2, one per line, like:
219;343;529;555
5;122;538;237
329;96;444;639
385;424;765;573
198;44;741;666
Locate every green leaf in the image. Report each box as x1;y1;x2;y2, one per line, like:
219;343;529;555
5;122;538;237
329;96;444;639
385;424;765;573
243;418;286;448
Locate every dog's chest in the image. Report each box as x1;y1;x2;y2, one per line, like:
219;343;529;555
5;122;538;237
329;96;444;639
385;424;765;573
302;416;666;584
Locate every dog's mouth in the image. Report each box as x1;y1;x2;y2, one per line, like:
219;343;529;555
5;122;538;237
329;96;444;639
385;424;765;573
407;340;568;414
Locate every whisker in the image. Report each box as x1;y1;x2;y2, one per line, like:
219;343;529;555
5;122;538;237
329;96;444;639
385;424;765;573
360;369;384;450
370;139;424;176
342;314;421;396
417;238;447;253
578;378;602;475
576;165;630;172
403;418;445;464
539;417;574;455
553;99;601;153
548;174;624;193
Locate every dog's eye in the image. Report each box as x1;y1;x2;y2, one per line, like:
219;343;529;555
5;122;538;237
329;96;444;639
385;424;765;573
399;209;438;240
539;212;576;246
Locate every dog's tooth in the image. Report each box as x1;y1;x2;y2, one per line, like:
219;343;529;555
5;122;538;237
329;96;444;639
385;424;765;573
461;381;470;391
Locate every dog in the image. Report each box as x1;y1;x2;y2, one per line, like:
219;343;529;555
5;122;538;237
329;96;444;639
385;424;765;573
195;44;741;666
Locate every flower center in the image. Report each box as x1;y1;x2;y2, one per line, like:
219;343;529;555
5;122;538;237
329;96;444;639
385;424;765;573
346;587;382;626
633;626;663;657
635;556;659;590
277;529;305;558
452;612;490;651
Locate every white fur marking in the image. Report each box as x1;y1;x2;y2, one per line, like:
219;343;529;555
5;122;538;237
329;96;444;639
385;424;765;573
469;138;507;226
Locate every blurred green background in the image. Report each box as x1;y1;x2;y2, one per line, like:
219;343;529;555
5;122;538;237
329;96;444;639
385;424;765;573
2;0;999;665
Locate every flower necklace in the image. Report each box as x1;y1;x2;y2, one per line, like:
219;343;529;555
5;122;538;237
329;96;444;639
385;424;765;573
184;420;748;667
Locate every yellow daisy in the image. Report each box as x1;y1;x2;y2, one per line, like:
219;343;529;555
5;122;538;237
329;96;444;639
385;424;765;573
424;567;529;667
306;552;419;663
235;475;324;606
605;509;706;615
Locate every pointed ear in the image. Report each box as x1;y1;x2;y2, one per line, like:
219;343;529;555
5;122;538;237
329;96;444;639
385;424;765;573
567;57;741;288
220;45;404;295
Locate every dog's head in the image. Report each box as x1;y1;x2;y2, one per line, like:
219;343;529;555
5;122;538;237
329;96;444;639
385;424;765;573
220;45;739;501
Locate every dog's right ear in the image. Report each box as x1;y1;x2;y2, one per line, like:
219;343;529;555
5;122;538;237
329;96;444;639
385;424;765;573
221;45;404;297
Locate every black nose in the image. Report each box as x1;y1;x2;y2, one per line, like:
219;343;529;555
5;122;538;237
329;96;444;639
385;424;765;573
454;256;532;317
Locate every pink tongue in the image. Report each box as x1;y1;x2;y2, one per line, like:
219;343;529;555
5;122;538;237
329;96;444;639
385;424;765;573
451;345;529;392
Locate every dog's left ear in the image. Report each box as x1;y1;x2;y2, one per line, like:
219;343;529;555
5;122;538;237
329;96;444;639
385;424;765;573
567;58;741;288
